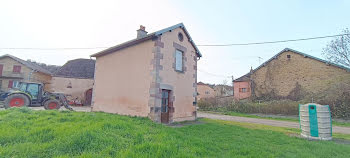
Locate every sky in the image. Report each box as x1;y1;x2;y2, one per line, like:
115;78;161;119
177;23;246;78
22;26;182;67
1;0;349;84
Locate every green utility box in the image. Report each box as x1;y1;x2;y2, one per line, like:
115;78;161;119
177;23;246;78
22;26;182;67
299;103;332;140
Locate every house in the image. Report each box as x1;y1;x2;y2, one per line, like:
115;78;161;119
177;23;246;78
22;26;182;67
233;68;253;100
50;59;95;105
214;84;234;97
197;82;215;100
0;54;52;91
91;23;202;123
233;48;350;101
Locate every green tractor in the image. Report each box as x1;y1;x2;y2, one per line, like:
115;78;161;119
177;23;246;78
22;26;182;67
2;81;73;110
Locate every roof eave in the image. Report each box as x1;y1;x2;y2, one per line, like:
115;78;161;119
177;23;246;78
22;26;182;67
91;34;156;57
91;23;202;58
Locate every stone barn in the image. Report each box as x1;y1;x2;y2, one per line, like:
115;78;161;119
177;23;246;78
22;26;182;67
234;48;350;101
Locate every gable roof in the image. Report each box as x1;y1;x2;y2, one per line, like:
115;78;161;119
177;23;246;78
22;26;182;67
0;54;52;75
234;73;251;82
54;59;95;79
91;23;202;58
234;48;350;82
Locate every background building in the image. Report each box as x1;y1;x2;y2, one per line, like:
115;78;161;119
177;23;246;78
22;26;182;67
0;54;52;91
234;48;350;101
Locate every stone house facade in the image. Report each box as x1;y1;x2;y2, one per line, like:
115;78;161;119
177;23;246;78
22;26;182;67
197;82;215;100
0;54;52;92
50;59;95;105
91;23;202;123
234;48;350;100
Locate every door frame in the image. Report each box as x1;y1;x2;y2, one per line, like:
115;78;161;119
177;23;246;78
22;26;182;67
85;88;93;105
161;89;171;124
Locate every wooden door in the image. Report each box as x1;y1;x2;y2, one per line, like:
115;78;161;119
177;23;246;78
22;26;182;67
161;90;170;124
85;89;93;105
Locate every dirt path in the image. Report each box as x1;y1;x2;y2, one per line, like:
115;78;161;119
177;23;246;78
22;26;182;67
198;112;350;134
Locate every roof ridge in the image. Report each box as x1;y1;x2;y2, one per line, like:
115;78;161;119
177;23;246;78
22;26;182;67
91;23;201;58
234;48;350;81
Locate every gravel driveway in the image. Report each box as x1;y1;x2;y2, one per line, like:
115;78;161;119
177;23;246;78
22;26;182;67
198;112;350;134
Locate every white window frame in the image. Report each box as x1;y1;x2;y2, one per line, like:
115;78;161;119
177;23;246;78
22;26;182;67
175;49;183;72
13;80;20;88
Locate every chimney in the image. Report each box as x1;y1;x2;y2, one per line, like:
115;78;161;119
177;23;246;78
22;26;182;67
137;25;148;38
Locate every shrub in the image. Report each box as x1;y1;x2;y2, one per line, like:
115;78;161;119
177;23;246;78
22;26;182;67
226;100;300;116
197;98;218;110
198;99;300;116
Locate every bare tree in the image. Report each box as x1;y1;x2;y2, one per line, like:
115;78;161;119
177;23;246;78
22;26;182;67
322;29;350;67
222;79;228;86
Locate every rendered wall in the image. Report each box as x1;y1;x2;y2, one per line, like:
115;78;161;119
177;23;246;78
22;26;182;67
233;81;251;100
92;40;154;117
50;76;93;103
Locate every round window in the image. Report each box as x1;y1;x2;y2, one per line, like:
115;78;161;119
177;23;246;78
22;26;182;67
178;32;184;42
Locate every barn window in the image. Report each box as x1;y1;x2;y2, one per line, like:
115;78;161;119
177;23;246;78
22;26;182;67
239;88;247;93
287;55;291;59
175;49;183;72
13;65;21;73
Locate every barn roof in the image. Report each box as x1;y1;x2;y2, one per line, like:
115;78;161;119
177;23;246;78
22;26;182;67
54;59;95;79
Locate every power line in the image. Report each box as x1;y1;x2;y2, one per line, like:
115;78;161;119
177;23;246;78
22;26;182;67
0;33;348;50
196;33;350;46
0;47;108;50
197;69;231;78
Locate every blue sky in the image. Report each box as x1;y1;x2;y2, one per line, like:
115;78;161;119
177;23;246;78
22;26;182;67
0;0;349;84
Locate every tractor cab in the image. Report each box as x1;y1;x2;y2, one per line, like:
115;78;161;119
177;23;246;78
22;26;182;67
14;82;44;106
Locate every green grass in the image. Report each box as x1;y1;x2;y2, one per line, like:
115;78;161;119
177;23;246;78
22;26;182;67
201;109;350;127
0;108;350;157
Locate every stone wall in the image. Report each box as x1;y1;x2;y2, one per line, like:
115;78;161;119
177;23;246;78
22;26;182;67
251;51;350;100
197;84;215;100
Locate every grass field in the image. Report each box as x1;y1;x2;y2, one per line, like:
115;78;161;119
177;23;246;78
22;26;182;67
0;108;350;157
201;110;350;127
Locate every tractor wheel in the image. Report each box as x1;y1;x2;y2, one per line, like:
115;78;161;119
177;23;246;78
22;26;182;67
44;100;61;110
4;94;30;109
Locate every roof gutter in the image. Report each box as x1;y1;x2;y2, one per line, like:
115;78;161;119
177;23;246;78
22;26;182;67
91;34;155;57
